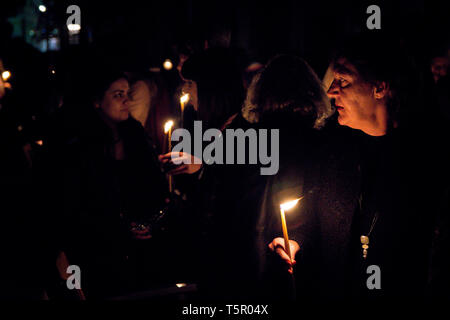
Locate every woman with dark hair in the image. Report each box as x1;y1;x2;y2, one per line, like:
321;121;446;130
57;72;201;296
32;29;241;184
231;54;332;300
170;54;332;300
46;68;170;299
242;54;332;128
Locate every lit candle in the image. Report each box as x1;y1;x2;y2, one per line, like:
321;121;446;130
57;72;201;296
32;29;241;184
279;198;301;263
2;70;11;82
164;120;174;192
164;120;174;151
180;93;189;128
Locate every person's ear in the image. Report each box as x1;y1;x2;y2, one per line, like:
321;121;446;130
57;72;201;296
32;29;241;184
373;81;388;99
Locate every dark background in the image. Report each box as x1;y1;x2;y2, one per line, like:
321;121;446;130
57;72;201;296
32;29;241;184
0;0;448;127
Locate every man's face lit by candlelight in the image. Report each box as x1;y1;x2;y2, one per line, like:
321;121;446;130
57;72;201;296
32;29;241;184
327;58;389;136
95;78;130;123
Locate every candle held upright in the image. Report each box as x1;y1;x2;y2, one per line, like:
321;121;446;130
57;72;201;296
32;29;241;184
180;93;189;128
279;198;301;263
164;120;174;192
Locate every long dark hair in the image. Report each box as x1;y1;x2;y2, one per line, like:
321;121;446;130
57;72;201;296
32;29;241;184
61;67;129;143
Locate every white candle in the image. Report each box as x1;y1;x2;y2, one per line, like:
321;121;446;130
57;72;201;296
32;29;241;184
279;198;302;263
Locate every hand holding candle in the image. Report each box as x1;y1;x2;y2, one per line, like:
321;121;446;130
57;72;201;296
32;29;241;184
268;198;302;273
164;120;174;192
279;199;301;263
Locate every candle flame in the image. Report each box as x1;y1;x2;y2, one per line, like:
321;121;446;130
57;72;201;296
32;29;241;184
2;71;11;81
280;198;302;211
180;93;190;104
164;120;174;133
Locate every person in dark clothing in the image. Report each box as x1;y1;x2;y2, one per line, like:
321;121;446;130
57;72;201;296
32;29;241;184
269;33;442;299
192;54;332;300
44;69;170;299
425;51;450;122
159;47;249;299
233;54;332;301
0;56;48;299
180;47;246;130
425;50;450;298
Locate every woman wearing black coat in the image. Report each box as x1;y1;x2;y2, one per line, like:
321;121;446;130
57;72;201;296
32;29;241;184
45;69;170;299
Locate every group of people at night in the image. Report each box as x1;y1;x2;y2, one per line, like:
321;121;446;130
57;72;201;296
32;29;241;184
1;26;449;301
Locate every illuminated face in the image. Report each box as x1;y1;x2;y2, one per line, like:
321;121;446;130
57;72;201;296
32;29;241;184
327;58;383;133
431;57;449;83
96;78;130;123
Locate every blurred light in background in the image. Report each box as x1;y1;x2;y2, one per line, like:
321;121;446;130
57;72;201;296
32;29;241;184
67;24;81;32
38;5;47;13
163;59;173;70
48;37;61;51
149;67;161;73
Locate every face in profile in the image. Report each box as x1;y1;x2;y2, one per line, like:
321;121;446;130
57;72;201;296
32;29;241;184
96;78;130;123
327;58;384;133
431;56;449;83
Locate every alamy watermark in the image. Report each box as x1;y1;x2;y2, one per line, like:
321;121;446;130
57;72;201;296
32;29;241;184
366;5;381;30
66;265;81;290
170;121;279;175
366;265;381;290
66;5;81;34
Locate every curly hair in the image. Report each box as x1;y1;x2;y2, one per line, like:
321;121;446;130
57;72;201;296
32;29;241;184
242;54;333;129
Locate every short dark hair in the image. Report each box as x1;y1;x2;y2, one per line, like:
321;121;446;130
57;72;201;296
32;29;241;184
331;32;421;126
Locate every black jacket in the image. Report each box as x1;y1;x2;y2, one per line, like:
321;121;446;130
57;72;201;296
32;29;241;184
288;125;437;299
47;109;169;298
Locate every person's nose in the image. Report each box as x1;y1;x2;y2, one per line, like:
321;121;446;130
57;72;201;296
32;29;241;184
123;96;131;108
327;79;340;99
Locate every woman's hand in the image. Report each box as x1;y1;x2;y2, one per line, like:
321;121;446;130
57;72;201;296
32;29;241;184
158;152;202;175
268;237;300;274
